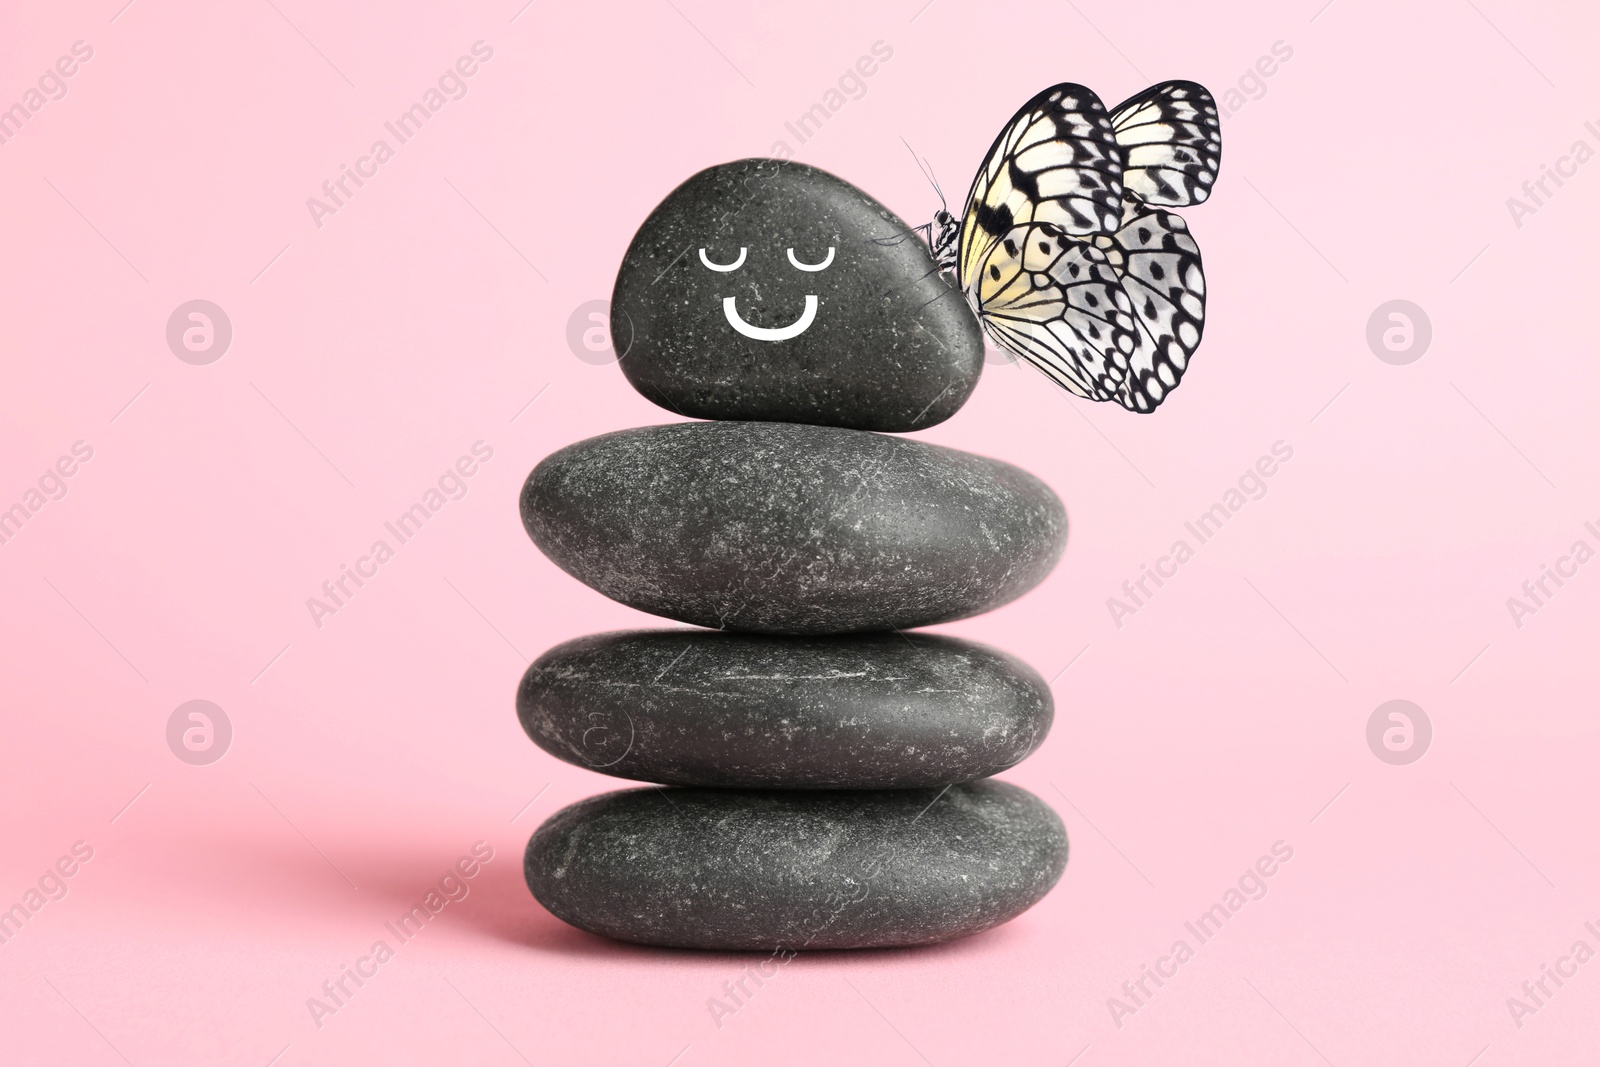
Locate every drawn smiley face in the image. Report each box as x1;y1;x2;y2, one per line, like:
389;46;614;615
611;158;983;431
696;243;836;341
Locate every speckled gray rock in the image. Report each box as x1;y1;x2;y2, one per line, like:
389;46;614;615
517;629;1053;789
525;780;1066;950
520;421;1066;635
611;158;983;432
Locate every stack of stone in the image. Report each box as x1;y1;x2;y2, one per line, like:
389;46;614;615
516;159;1069;951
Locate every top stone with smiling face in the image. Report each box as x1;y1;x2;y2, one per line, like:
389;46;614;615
610;158;984;432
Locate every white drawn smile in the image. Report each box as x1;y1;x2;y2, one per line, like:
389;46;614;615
722;295;818;341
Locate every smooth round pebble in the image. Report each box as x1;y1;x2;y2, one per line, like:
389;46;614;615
519;420;1066;635
611;158;983;432
518;629;1053;789
524;780;1067;950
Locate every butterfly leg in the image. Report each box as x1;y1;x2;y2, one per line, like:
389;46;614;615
869;225;923;249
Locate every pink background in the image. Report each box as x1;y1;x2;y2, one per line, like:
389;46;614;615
3;0;1598;1063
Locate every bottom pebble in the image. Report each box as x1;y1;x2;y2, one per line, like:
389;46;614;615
524;779;1067;950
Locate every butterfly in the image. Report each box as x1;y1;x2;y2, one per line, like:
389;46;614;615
925;81;1220;413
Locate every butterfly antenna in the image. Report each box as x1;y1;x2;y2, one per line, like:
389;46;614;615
900;136;946;211
922;159;948;212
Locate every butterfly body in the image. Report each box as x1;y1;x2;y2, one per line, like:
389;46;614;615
937;81;1221;412
929;207;960;274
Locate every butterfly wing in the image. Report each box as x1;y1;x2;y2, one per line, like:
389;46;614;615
953;81;1215;411
1100;201;1206;411
956;84;1124;294
1108;81;1221;208
970;223;1140;403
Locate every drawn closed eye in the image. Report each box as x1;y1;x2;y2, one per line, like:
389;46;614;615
786;246;835;272
698;247;747;271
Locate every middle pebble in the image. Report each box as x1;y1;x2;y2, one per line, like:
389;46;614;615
520;421;1067;634
518;629;1054;789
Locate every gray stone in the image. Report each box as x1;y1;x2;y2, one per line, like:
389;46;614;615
519;421;1067;635
517;630;1053;789
524;780;1067;950
611;158;983;432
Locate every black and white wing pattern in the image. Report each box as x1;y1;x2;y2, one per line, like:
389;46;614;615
939;79;1218;412
956;83;1124;289
1090;199;1206;412
1108;81;1221;208
968;221;1140;404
